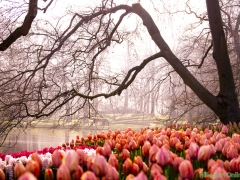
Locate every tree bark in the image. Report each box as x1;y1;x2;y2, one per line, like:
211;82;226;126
132;2;240;124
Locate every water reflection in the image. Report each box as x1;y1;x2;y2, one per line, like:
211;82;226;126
0;127;103;154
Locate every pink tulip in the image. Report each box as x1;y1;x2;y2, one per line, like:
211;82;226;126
14;162;26;180
142;141;151;157
121;149;130;160
52;150;64;168
133;171;148;180
145;130;154;142
102;143;112;157
134;156;143;170
123;158;133;175
226;145;238;159
215;139;225;152
105;164;119;180
25;159;40;179
81;171;97;180
221;125;228;134
64;150;79;173
0;169;5;180
179;160;193;180
150;163;163;179
31;153;42;169
76;149;88;166
153;174;167;180
91;154;108;177
72;165;83;180
132;163;139;176
142;162;149;174
229;157;240;172
188;142;199;159
108;154;119;170
44;168;54;180
172;156;184;171
211;167;230;180
18;172;37;180
57;165;71;180
155;147;172;167
149;144;159;164
197;145;211;161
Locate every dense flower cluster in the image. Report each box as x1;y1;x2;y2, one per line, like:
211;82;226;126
0;122;240;180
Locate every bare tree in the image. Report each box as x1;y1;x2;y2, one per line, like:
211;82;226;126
0;0;239;146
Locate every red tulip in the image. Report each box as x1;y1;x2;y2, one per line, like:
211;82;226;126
0;169;5;180
155;147;172;167
179;160;193;180
14;162;26;180
123;158;133;175
81;171;97;180
56;165;71;180
44;168;54;180
108;154;119;170
25;159;40;178
18;172;37;180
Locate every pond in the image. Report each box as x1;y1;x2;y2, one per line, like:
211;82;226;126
0;126;104;154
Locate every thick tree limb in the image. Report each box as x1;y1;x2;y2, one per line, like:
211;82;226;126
0;0;38;51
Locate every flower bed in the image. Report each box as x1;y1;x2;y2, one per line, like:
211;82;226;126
0;123;240;180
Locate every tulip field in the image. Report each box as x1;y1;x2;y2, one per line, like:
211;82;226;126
1;122;240;179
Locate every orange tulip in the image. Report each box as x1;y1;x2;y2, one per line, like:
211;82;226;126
123;158;133;175
178;160;193;180
81;171;97;180
125;174;134;180
14;162;26;180
56;165;71;180
25;159;40;178
44;168;54;180
18;172;37;180
0;169;5;180
115;143;122;152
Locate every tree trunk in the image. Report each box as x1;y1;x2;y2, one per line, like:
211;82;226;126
132;2;240;124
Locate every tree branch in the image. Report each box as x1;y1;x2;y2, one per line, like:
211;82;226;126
0;0;38;51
